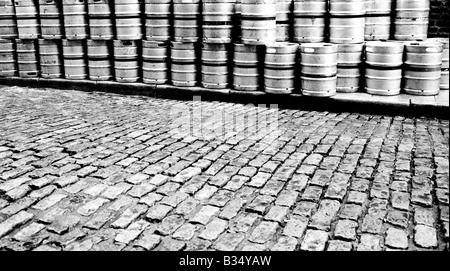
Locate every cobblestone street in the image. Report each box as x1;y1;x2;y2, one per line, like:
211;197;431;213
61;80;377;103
0;85;448;251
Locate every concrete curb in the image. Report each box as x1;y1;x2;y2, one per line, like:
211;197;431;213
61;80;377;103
0;77;448;119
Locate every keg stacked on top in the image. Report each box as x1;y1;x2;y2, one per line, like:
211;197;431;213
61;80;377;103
0;0;448;99
15;0;40;39
0;0;17;39
145;0;171;42
39;0;63;39
276;0;292;42
293;0;327;43
394;0;430;41
88;0;114;40
329;0;366;44
365;0;392;41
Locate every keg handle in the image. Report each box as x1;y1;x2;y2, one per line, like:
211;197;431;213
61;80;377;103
45;0;55;4
122;41;133;46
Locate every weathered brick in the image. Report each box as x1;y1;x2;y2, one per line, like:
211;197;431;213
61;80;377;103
47;215;80;235
28;175;56;190
190;205;219;225
0;177;31;193
199;218;228;241
156;182;181;196
414;225;438;248
293;201;316;219
339;204;363;221
223;175;249;191
53;176;79;188
172;223;198;241
0;211;34;238
327;240;353;251
209;166;240;187
77;198;109;216
1;197;37;216
84;210;116;230
126;173;150;185
370;183;390;199
264;206;289;224
156;215;184;236
286;174;308;192
272;236;299;251
246;195;274;215
194;184;218;201
247;172;272;188
310;169;333;187
260;179;285;197
149;174;170;186
111;204;148;229
357;234;381;251
283;215;308;238
391;191;411;211
361;215;383;234
301;185;323;202
181;175;209;195
386;209;409;228
230;213;259;233
115;220;149;245
309;200;341;231
301;230;329;251
101;183;132;200
13;222;46;242
275;190;299;208
414;207;436;227
133;231;162;250
33;193;68;211
146;204;173;222
108;196;134;212
249;221;279;244
385;227;409;249
214;232;245;251
5;184;31;201
334;220;358;241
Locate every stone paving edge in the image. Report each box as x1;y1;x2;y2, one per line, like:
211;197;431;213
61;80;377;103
0;77;448;119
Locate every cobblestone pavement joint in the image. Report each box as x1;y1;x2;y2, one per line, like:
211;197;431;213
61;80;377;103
0;85;448;251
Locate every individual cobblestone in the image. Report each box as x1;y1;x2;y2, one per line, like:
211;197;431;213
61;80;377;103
301;230;329;251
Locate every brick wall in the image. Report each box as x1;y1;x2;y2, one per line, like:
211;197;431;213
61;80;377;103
429;0;449;37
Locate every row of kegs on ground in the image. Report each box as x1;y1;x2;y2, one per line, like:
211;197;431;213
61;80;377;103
0;0;434;44
1;38;448;96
